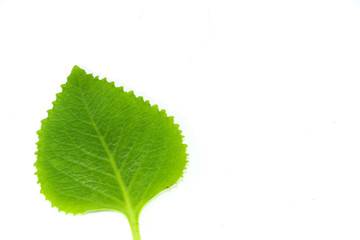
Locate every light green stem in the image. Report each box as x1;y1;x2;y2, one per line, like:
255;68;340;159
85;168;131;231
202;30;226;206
128;213;141;240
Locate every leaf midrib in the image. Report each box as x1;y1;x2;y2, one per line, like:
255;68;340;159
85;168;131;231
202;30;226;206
79;86;135;217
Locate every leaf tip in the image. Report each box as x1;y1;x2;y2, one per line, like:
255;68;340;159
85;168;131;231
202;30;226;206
137;96;144;102
152;104;159;111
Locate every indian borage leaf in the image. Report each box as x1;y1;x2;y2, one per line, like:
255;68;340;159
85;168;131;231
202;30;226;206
35;66;187;240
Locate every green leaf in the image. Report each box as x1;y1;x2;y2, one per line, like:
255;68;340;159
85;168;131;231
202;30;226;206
35;66;188;240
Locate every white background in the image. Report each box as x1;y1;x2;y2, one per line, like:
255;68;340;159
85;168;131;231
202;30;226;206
1;0;360;239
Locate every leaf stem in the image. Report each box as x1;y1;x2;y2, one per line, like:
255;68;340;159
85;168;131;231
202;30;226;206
127;213;141;240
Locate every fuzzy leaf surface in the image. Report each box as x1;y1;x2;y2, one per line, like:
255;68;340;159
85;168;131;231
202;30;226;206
35;66;187;227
